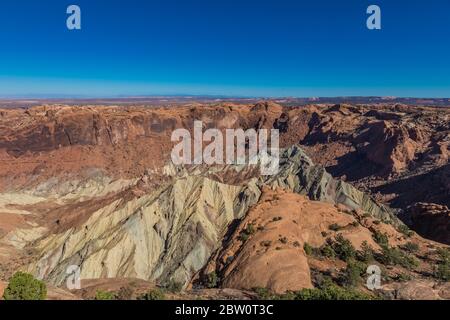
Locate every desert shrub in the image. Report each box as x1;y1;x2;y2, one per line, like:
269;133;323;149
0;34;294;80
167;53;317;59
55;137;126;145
402;242;419;253
3;272;47;300
245;223;256;235
397;224;414;237
294;281;373;300
261;240;272;247
435;248;449;281
373;231;389;247
239;233;250;242
340;260;367;287
303;243;321;257
205;272;218;288
95;290;115;300
279;237;288;244
272;217;282;222
357;241;374;262
378;246;419;269
332;234;356;262
303;243;314;256
139;288;166;300
329;223;343;231
396;273;412;282
164;280;183;293
239;223;256;242
252;288;296;300
116;286;133;300
321;245;336;259
253;287;274;300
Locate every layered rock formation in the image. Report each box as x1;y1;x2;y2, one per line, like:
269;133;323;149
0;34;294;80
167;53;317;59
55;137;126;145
20;145;394;288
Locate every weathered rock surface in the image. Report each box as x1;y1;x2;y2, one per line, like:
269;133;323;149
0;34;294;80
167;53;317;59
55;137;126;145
20;145;395;288
403;203;450;245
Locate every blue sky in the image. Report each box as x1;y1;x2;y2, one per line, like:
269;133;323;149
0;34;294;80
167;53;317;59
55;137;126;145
0;0;449;97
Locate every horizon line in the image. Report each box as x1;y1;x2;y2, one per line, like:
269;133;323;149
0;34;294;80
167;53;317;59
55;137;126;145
1;95;450;100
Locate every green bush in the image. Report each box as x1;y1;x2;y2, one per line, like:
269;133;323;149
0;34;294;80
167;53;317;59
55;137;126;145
139;288;166;300
397;224;414;237
396;273;412;282
294;282;374;300
239;223;256;242
373;231;389;247
303;243;314;256
402;242;419;253
164;280;183;293
254;287;274;300
378;246;419;269
206;272;218;288
332;234;356;262
95;290;115;300
321;245;336;259
3;272;47;300
435;248;449;281
357;241;374;262
340;260;367;288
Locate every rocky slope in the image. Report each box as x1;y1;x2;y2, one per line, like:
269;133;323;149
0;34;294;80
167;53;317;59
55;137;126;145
201;188;449;299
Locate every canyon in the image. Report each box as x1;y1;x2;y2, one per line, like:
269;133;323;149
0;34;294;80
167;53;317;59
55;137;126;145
0;101;448;300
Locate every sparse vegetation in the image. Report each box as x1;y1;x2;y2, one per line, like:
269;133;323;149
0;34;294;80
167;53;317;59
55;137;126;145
205;272;218;288
294;281;374;300
239;223;256;242
321;244;336;259
139;288;166;300
304;243;313;256
357;241;374;262
435;248;449;281
396;273;412;282
272;217;282;222
329;223;343;232
2;272;47;300
373;231;389;247
331;234;356;262
377;245;419;270
164;280;183;293
253;287;274;300
116;286;133;300
95;290;115;300
279;237;288;244
261;240;272;247
339;260;367;288
254;280;375;301
397;224;414;237
402;242;419;253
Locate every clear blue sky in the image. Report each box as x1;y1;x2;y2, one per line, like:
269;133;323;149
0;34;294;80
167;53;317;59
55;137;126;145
0;0;449;97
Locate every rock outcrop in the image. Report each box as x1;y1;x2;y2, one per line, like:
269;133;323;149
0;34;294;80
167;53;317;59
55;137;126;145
403;203;450;245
